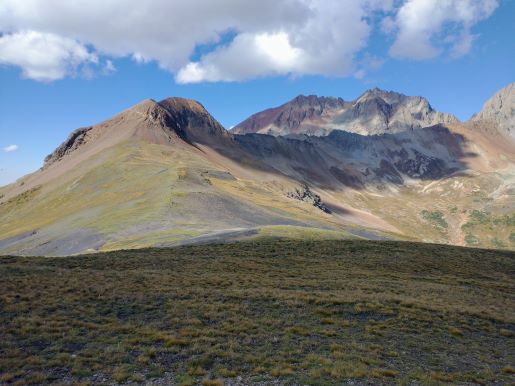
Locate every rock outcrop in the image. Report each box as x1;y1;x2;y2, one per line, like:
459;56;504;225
287;184;331;213
44;126;94;166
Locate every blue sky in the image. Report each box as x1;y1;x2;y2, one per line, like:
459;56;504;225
0;0;514;186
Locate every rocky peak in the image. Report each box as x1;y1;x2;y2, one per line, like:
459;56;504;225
158;97;227;140
44;97;229;167
123;97;227;140
291;94;320;105
233;88;458;137
471;83;514;137
158;97;209;117
290;94;347;110
232;94;349;135
356;88;406;105
356;88;435;113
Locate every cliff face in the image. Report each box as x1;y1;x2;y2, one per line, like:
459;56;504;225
471;83;515;138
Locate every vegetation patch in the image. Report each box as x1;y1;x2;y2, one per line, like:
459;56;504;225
421;210;448;230
465;233;480;246
460;210;514;249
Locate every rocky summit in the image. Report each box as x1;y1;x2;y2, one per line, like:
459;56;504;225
0;84;514;256
233;88;458;136
471;82;515;138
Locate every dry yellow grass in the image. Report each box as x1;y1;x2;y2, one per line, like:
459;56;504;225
0;239;513;384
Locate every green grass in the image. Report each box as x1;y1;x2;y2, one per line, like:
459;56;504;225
0;239;514;385
460;210;515;249
465;233;480;246
421;210;448;230
0;142;361;255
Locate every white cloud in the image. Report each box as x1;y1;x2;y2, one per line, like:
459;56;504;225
0;30;97;81
3;144;19;152
0;0;387;82
0;0;500;82
380;16;396;34
178;0;375;83
103;59;116;75
177;32;304;83
387;0;498;60
0;0;310;74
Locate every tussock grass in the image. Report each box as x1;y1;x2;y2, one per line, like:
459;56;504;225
0;239;513;384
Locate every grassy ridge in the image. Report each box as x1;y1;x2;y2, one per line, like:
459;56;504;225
0;142;358;256
0;239;514;385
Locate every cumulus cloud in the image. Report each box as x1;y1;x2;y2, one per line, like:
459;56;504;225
0;0;387;82
178;0;379;83
0;30;97;81
0;0;500;82
177;32;303;83
3;144;19;152
0;0;309;73
388;0;498;60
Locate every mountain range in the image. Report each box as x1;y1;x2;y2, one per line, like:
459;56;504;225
233;88;459;136
1;83;514;255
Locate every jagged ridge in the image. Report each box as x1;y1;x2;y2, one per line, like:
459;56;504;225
233;88;458;136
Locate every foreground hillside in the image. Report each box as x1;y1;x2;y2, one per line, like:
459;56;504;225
1;239;514;385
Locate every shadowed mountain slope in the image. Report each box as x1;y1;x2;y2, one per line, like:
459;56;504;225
235;125;471;189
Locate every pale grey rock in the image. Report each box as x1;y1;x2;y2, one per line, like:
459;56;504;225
471;82;515;137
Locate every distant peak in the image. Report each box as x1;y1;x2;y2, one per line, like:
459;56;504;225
369;87;385;94
290;94;346;108
292;94;343;101
234;87;458;136
495;82;515;95
291;94;321;103
357;88;406;102
471;82;515;134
